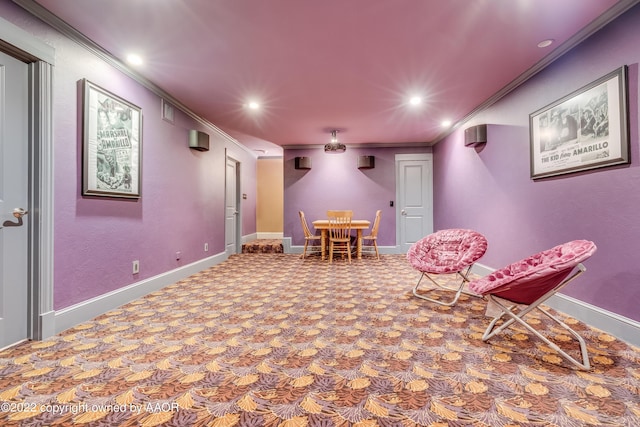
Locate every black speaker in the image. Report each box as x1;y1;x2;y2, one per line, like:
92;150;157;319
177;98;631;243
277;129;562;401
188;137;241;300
464;124;487;146
295;157;312;169
189;130;210;151
357;155;375;169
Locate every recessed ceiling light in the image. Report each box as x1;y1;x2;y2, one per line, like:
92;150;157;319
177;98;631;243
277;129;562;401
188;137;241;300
409;96;422;106
126;54;143;66
537;39;554;48
441;120;452;127
247;101;260;110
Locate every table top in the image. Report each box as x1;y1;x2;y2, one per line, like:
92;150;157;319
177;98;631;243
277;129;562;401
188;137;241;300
312;219;371;229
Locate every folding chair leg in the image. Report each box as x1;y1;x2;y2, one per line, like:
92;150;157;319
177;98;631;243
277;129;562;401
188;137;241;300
482;295;590;370
412;266;480;306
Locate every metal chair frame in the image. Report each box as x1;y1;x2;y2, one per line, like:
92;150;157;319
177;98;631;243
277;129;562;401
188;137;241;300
412;265;480;306
408;229;488;306
480;264;591;370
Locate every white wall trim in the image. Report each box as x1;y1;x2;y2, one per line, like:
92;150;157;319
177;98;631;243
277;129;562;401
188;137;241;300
470;262;494;277
0;13;55;64
395;153;431;161
0;15;56;341
282;237;292;253
544;294;640;347
13;0;255;156
471;262;640;347
30;61;55;340
256;232;284;239
54;252;228;334
242;233;258;244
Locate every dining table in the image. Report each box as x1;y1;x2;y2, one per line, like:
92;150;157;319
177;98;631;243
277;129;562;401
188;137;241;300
312;219;371;260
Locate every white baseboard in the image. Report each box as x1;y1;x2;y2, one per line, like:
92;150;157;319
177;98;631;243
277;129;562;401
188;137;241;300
471;262;640;347
242;233;258;244
544;294;640;347
53;252;228;336
39;311;56;339
256;232;284;239
283;237;292;253
470;262;494;277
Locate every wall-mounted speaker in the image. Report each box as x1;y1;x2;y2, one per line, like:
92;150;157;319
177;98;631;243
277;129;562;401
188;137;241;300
357;155;375;169
189;129;210;151
464;124;487;146
295;156;312;169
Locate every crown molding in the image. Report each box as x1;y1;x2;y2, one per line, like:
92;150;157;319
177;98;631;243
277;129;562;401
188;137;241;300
430;0;640;145
12;0;254;156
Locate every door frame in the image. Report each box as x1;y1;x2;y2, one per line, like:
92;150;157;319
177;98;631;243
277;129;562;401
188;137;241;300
395;153;433;252
225;153;242;255
1;17;56;340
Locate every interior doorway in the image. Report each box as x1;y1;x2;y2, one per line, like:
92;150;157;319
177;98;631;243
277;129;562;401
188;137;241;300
0;50;29;349
395;153;434;252
225;156;241;255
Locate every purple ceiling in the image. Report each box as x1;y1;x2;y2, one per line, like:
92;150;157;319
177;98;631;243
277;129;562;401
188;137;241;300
32;0;626;153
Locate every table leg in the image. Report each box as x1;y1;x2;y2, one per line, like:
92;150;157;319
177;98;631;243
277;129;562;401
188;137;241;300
321;229;327;260
356;230;363;259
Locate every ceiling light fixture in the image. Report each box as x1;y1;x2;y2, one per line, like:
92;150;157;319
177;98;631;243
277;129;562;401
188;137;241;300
537;39;554;48
409;96;422;106
324;130;346;153
248;101;260;110
126;53;143;66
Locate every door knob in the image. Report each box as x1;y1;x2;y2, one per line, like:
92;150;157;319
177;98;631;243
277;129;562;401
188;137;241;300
2;208;28;228
401;209;407;216
13;208;29;218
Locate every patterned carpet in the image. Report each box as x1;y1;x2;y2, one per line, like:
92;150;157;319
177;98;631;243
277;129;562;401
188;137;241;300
0;254;639;426
241;240;284;254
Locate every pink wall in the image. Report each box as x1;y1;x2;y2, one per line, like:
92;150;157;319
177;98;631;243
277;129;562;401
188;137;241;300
0;2;257;310
284;146;430;246
4;0;639;324
433;4;640;322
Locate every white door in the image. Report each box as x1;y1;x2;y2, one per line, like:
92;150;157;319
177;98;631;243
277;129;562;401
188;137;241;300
0;51;29;349
225;157;239;254
396;154;433;252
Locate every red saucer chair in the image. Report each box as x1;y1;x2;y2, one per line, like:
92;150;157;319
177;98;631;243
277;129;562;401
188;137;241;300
407;229;488;306
469;239;597;370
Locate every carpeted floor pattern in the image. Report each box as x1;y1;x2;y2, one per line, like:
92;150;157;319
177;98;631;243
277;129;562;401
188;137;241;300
0;254;638;426
241;240;284;254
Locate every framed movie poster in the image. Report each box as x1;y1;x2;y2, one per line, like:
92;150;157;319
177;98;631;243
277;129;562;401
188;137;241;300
82;79;142;198
529;66;629;180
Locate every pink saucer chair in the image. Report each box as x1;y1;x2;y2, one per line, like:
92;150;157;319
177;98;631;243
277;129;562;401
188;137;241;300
469;239;597;370
407;229;488;306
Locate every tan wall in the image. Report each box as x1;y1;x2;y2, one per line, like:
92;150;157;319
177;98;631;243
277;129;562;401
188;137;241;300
256;158;283;233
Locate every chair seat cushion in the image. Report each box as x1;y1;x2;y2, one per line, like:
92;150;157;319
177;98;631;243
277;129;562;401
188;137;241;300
407;229;488;274
468;240;596;304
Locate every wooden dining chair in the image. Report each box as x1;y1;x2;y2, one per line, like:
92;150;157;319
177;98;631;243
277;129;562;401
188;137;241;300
327;210;353;263
298;211;322;258
361;210;381;259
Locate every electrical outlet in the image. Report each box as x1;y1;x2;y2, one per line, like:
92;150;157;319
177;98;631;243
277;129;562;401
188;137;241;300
204;243;209;252
132;260;140;274
176;251;181;260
